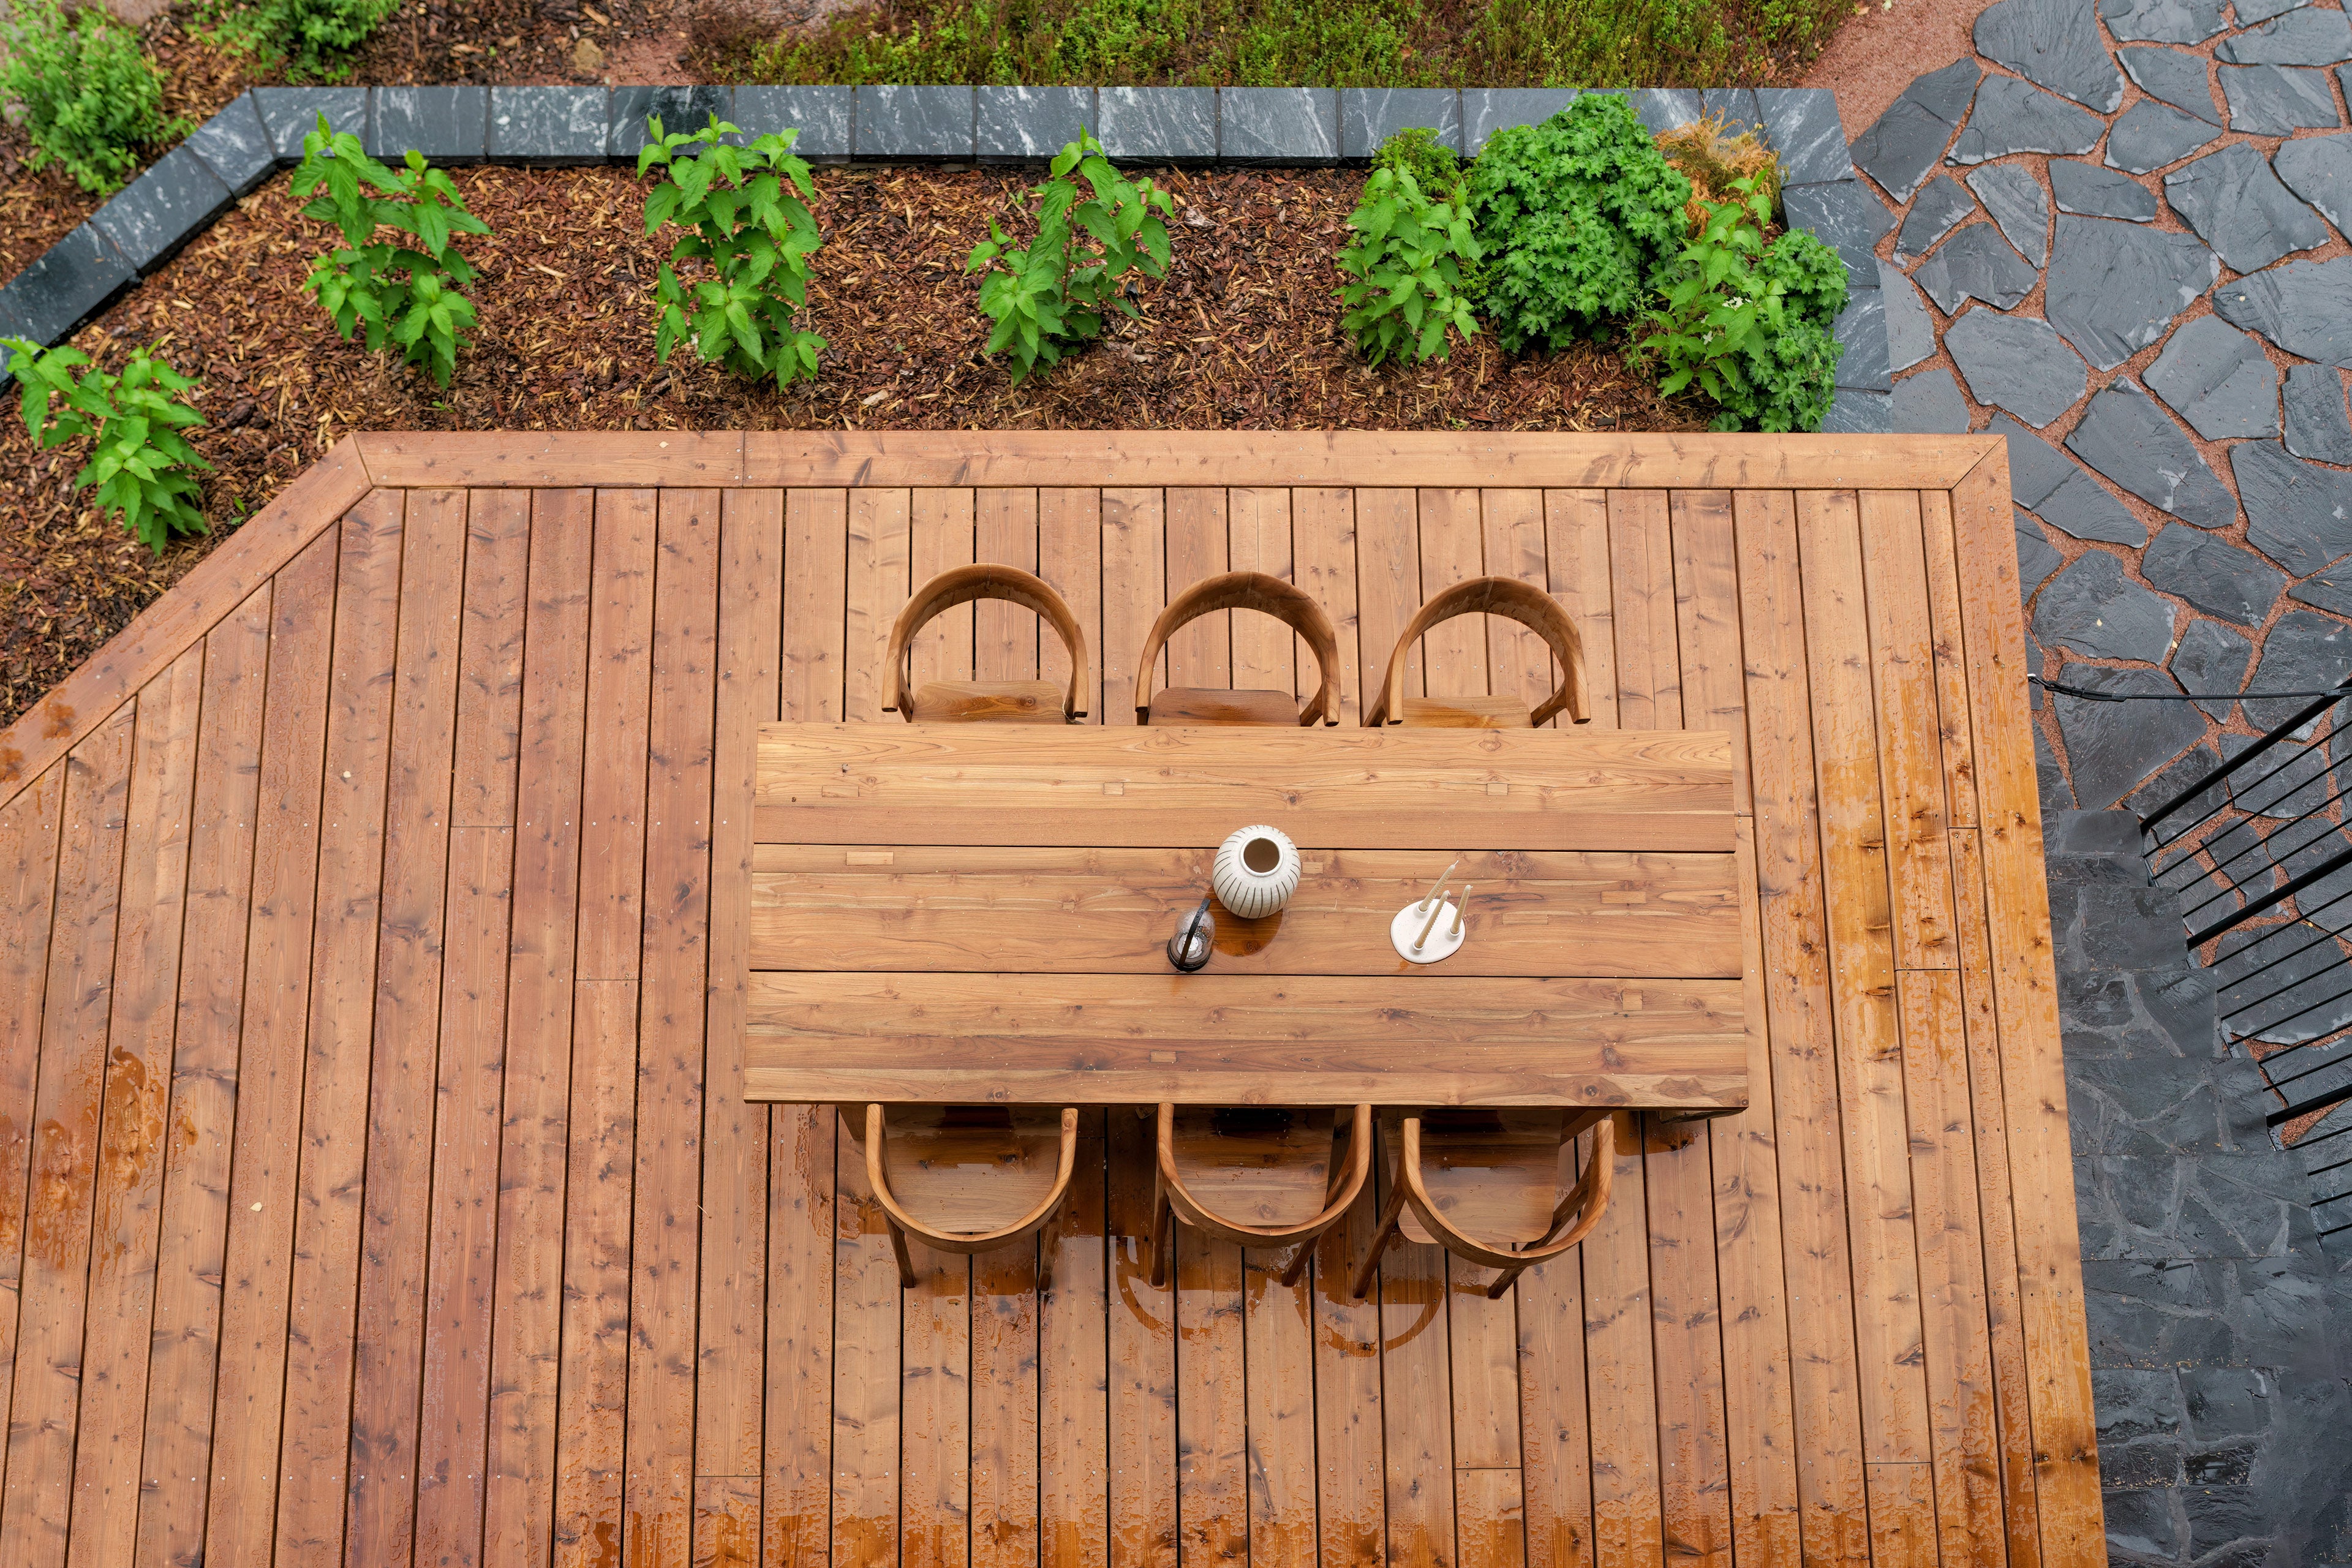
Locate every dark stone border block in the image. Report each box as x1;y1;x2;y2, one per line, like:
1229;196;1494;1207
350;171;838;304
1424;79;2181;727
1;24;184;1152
1100;86;1217;162
1340;88;1463;159
1219;87;1338;164
369;85;490;164
978;86;1092;161
853;85;978;160
489;86;611;165
254;86;367;160
1463;87;1578;154
185;92;276;196
734;86;852;160
610;86;733;161
0;223;135;353
90;145;234;277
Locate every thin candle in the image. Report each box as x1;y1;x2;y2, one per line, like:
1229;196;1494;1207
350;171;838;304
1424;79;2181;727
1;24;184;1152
1416;859;1460;915
1449;886;1472;938
1412;885;1451;952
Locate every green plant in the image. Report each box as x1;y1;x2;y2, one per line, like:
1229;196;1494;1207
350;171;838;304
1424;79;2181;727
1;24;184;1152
1656;111;1784;232
2;338;211;554
1633;175;1847;432
1335;167;1480;366
0;0;172;193
1371;127;1461;198
293;115;488;388
965;129;1174;385
638;115;828;389
268;0;399;75
1466;94;1692;353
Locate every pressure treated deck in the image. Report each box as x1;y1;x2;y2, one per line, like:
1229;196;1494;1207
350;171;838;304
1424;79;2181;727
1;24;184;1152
0;431;2099;1568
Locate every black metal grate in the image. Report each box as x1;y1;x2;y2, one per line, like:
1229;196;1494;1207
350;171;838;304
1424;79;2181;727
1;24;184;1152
2141;680;2352;1244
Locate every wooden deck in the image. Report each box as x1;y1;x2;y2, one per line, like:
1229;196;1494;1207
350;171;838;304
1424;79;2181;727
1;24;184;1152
0;431;2100;1568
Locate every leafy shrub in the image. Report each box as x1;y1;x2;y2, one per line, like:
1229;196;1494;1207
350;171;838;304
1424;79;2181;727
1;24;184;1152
1466;93;1692;353
1336;167;1480;366
293;115;490;388
1634;176;1847;432
639;115;828;389
965;129;1174;385
0;0;171;193
2;338;211;554
263;0;399;77
1371;127;1461;198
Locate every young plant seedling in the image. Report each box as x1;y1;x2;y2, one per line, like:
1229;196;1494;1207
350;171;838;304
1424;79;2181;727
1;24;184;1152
2;337;211;554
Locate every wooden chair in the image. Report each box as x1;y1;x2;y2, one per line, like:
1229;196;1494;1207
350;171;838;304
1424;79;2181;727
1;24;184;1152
1365;576;1590;728
1133;570;1342;726
1150;1103;1373;1286
885;563;1090;723
861;1104;1080;1289
1348;1108;1615;1300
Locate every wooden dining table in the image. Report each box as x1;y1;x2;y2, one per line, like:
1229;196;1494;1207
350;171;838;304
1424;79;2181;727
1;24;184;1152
741;723;1754;1113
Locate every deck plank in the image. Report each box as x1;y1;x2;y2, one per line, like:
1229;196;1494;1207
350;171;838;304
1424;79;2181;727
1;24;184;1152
1544;492;1616;731
1310;1124;1385;1568
765;1104;835;1568
1918;492;1980;831
1377;1203;1457;1568
1038;489;1102;720
973;1234;1042;1568
625;489;723;1566
554;489;660;1568
1517;1238;1596;1568
1292;490;1361;728
67;646;202;1568
1354;490;1421;716
202;526;340;1568
1100;491;1165;728
1480;490;1553;723
1164;486;1231;697
1174;1229;1248;1568
846;490;912;723
135;584;270;1568
1041;1111;1109;1568
702;489;785;1568
1106;1109;1177;1568
1245;1239;1320;1568
783;490;851;726
484;489;595;1568
0;707;133;1568
831;1111;902;1568
1795;489;1935;1555
1227;487;1298;702
0;764;66;1544
1728;490;1871;1564
1858;491;1956;971
910;489;978;696
976;488;1041;682
1948;447;2102;1558
277;490;406;1568
1671;494;1798;1561
1417;488;1488;706
345;487;469;1568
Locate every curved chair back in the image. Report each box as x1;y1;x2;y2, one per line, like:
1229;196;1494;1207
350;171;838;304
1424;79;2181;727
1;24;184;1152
885;564;1090;723
1150;1103;1372;1288
864;1103;1080;1288
1134;571;1341;726
1365;576;1589;729
1349;1107;1615;1300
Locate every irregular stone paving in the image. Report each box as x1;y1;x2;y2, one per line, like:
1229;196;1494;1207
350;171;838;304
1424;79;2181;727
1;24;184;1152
1852;15;2352;1556
2048;813;2352;1564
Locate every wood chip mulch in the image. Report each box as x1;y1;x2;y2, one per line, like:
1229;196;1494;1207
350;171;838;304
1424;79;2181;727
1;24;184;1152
0;162;1705;731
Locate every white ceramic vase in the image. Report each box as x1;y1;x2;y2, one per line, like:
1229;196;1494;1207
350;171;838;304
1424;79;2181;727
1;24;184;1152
1212;825;1302;919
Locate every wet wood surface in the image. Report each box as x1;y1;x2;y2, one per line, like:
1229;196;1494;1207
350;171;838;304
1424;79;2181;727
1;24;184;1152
0;439;2105;1567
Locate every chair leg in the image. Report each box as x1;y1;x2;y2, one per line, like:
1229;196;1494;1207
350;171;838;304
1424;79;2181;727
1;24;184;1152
1278;1240;1314;1288
1486;1259;1531;1300
886;1217;918;1290
1148;1170;1174;1290
1349;1178;1410;1301
1037;1229;1055;1296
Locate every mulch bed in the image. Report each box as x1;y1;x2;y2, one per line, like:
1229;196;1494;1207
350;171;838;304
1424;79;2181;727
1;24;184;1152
0;161;1703;729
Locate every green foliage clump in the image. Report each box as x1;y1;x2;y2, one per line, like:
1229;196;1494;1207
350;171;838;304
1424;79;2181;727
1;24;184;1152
2;338;211;554
293;115;491;388
965;129;1174;385
262;0;399;77
0;0;171;194
1371;127;1461;198
1336;167;1480;366
1466;94;1692;353
641;116;828;389
1634;177;1847;432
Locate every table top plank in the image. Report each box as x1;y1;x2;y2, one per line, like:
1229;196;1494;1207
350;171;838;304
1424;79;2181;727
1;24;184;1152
755;724;1735;853
748;845;1739;978
744;973;1746;1108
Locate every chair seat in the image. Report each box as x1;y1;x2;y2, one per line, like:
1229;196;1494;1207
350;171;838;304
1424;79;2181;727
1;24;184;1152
908;679;1068;724
1164;1106;1348;1230
869;1105;1070;1235
1147;687;1306;727
1386;1107;1586;1248
1396;695;1534;729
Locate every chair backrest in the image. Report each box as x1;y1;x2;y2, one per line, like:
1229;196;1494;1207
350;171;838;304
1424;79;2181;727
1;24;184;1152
1365;576;1589;729
873;1105;1071;1233
1132;571;1342;726
1389;1107;1594;1246
885;564;1090;722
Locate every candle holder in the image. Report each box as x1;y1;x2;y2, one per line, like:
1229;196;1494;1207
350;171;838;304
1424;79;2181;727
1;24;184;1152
1391;871;1471;964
